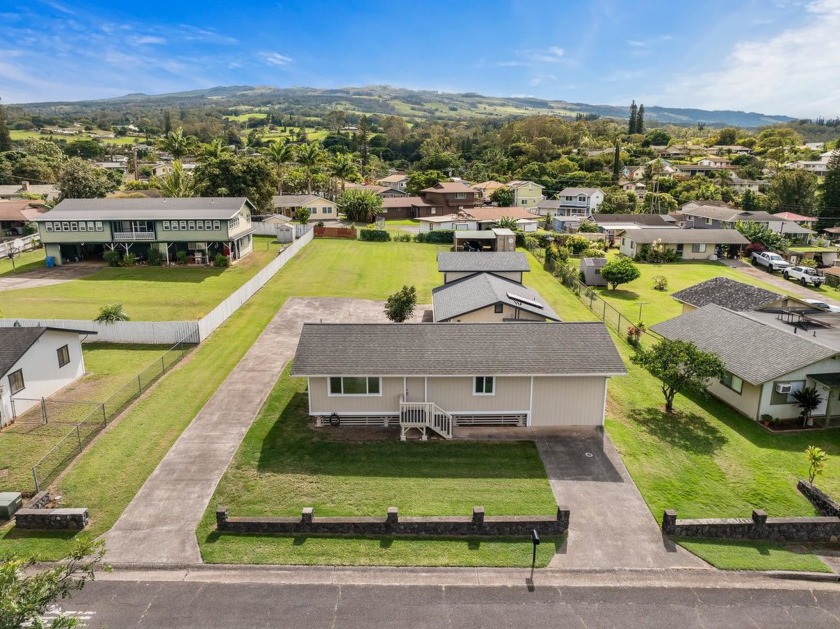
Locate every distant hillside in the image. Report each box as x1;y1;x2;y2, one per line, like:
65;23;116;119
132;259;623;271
14;85;795;128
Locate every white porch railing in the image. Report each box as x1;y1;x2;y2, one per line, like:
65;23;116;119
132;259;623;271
113;231;155;241
399;398;452;441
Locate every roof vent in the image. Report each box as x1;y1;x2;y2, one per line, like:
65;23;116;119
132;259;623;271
506;292;543;309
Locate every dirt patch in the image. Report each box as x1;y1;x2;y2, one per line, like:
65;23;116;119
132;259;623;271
309;421;397;442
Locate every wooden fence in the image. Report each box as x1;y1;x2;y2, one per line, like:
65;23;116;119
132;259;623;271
315;226;356;239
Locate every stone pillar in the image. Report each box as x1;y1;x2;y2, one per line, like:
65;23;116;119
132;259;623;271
301;507;313;525
472;506;485;526
386;507;399;526
215;507;228;530
662;509;677;534
752;509;767;525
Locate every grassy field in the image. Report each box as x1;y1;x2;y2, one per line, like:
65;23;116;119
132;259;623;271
0;248;47;277
0;237;283;320
0;239;464;561
0;344;171;493
10;130;142;146
197;365;559;567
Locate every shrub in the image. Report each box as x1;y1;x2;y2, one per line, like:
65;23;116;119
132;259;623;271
565;234;591;255
176;250;189;265
635;242;680;263
745;242;766;256
800;258;818;268
359;228;391;242
555;245;571;263
103;249;122;267
515;231;526;248
415;230;454;244
316;221;325;227
396;233;413;242
582;247;605;258
214;253;230;267
122;252;137;267
653;275;668;291
147;248;162;266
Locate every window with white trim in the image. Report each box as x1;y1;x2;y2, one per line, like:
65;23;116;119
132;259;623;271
87;221;95;231
213;221;221;230
162;221;170;231
95;222;103;232
45;222;53;232
188;221;196;231
474;376;495;395
329;377;381;395
8;369;24;395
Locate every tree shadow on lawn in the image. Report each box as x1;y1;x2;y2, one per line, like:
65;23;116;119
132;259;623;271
597;288;639;302
628;407;727;456
256;393;549;480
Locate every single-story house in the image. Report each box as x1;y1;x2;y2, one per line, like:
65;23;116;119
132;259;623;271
463;206;539;232
0;327;95;427
345;183;407;198
590;213;677;240
580;257;607;286
417;214;478;232
0;201;47;236
619;228;749;260
379;196;442;220
290;322;626;436
651;304;840;425
670;277;794;314
33;197;256;265
533;199;564;218
432;273;560;323
679;203;813;242
272;195;338;222
437;251;531;284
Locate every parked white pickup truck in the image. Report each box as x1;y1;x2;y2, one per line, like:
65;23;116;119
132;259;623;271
751;251;790;272
783;265;825;287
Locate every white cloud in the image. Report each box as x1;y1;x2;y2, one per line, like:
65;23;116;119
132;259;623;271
664;0;840;116
131;35;166;45
523;46;565;63
497;60;529;67
262;52;293;66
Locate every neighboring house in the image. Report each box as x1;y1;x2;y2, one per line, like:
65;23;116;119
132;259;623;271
651;304;840;425
506;180;544;208
473;180;506;202
728;174;767;193
618;228;749;260
698;155;732;168
533;199;562;217
787;160;828;176
580;257;607;286
679;203;813;241
33;197;255;265
669;277;794;314
590;213;677;240
92;161;129;174
711;145;753;155
376;173;408;192
420;181;483;211
654;144;705;159
556;188;605;216
345;183;407;198
290;322;626;436
272;195;338;222
0;182;59;201
437;251;531;284
454;228;517;252
0;201;47;236
804;142;826;151
774;211;817;226
0;327;94;427
673;164;734;177
417;214;477;232
432;273;560;323
462;206;539;232
379;196;442;220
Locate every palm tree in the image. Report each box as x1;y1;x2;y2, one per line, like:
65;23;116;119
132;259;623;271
329;152;359;194
158;127;197;159
155;160;196;198
296;142;326;195
263;141;295;195
198;138;231;160
95;303;129;324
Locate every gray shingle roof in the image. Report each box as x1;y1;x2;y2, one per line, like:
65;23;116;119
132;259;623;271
272;194;333;207
592;213;674;226
559;187;603;196
291;322;626;377
623;228;749;245
651;304;837;385
670;277;784;311
0;328;46;377
437;252;530;273
34;197;252;221
432;273;560;322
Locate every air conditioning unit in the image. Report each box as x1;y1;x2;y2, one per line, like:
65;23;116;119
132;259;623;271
775;383;792;394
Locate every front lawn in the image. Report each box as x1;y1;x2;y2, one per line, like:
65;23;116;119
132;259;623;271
677;539;832;572
0;247;46;277
0;236;284;321
197;366;559;566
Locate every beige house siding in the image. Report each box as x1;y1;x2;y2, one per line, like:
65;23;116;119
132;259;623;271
757;356;840;420
513;185;543;208
441;304;546;323
308;376;403;414
619;238;716;260
530;376;606;426
706;379;763;420
443;271;523;284
427;376;531;414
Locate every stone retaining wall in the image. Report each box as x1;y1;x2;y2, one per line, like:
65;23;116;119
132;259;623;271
15;508;89;530
662;509;840;542
216;505;569;537
798;480;840;517
25;491;52;510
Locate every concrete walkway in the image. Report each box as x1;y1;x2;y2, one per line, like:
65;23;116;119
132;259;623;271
537;429;708;570
103;297;418;565
720;258;840;307
0;262;102;291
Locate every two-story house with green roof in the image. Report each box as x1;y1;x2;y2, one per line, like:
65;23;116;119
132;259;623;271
33;197;255;265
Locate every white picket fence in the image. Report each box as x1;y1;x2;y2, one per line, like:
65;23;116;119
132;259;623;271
0;234;40;257
0;228;314;344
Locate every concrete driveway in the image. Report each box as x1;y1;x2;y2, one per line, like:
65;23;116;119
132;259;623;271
103;297;424;565
720;258;840;308
0;262;102;291
537;429;708;570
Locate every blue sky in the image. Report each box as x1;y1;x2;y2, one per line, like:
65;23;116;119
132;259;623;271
1;0;839;117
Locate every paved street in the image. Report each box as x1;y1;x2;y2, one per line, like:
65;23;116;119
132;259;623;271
104;297;422;566
45;577;840;628
537;430;707;570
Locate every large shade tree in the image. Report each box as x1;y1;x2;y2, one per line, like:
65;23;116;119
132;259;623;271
192;154;279;212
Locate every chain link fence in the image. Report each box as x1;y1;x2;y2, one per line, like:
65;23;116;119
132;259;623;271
29;337;193;492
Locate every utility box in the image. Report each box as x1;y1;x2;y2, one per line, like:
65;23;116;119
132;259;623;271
0;492;22;519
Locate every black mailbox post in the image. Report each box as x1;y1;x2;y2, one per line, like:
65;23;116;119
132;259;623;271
531;529;540;566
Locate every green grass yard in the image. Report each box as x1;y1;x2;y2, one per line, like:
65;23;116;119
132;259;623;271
197;365;559;567
0;236;283;320
676;539;831;572
0;248;46;277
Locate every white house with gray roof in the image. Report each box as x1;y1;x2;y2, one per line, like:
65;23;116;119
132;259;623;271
33;197;255;266
652;304;840;425
619;228;749;260
432;273;559;323
291;322;626;438
556;187;605;216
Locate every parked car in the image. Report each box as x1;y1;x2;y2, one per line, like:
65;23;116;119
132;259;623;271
803;298;840;313
783;266;825;286
751;251;790;272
